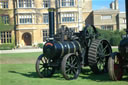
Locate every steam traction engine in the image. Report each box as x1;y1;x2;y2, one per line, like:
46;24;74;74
108;0;128;81
35;8;112;80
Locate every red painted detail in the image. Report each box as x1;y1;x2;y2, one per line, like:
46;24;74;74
114;62;123;80
45;43;53;46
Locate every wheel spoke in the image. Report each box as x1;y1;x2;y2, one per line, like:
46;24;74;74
36;55;54;78
44;57;47;63
62;54;80;80
39;66;43;70
66;68;71;73
71;57;76;64
40;64;43;65
41;59;44;64
66;61;71;67
103;44;108;53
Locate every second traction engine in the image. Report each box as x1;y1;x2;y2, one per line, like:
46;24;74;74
108;0;128;81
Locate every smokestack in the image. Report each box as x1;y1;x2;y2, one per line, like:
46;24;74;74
48;8;55;39
115;0;119;10
110;2;115;10
125;0;128;34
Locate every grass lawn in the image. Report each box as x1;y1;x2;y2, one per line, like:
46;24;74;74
0;48;128;85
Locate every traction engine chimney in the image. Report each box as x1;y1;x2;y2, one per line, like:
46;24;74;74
48;8;55;39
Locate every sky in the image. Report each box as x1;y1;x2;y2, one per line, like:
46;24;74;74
92;0;125;12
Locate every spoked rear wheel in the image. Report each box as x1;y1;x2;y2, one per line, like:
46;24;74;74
108;52;123;80
35;54;54;78
61;53;81;80
88;39;112;73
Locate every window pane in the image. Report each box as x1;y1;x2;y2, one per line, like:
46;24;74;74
43;0;50;8
61;13;75;23
42;29;49;42
43;14;49;24
19;0;34;8
101;25;113;30
1;16;9;24
62;0;74;7
101;15;112;20
0;0;8;8
0;31;12;44
19;14;32;24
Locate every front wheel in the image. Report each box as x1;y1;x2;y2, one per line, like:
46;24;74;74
35;54;55;78
108;52;123;80
61;53;81;80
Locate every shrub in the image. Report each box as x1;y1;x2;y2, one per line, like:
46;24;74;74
0;43;15;50
96;28;123;46
110;35;122;46
37;43;43;48
97;29;113;42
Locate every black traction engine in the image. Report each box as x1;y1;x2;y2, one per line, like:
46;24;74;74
108;0;128;81
35;8;112;80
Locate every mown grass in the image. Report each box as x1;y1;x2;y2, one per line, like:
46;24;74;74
112;48;119;52
0;48;128;85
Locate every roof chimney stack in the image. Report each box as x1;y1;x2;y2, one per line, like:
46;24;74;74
115;0;119;10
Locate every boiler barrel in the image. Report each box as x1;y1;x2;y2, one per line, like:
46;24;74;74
43;41;81;59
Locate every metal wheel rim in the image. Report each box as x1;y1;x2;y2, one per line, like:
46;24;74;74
63;54;80;80
36;55;54;77
96;41;111;71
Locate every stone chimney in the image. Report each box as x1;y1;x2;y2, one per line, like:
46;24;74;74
115;0;119;10
110;1;115;9
110;0;118;10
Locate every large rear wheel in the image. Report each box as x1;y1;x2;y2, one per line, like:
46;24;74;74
108;52;123;80
88;39;112;74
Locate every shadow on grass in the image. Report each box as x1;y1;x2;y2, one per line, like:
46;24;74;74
8;70;64;80
80;68;128;82
9;71;39;78
8;69;128;81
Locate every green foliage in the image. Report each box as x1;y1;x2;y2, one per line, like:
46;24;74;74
0;16;14;31
37;43;43;48
97;29;113;42
0;43;15;50
110;35;122;46
97;29;124;46
0;36;15;50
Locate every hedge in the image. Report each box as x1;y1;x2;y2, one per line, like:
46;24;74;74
97;29;125;46
37;43;43;48
0;43;15;50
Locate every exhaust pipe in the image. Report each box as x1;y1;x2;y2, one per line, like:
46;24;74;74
48;8;55;40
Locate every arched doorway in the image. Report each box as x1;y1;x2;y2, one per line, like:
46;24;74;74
22;32;32;46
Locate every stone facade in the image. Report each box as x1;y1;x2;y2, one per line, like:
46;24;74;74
118;12;126;31
0;0;15;44
92;0;126;31
93;8;119;31
13;0;92;47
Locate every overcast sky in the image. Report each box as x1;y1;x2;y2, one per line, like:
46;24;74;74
92;0;125;12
